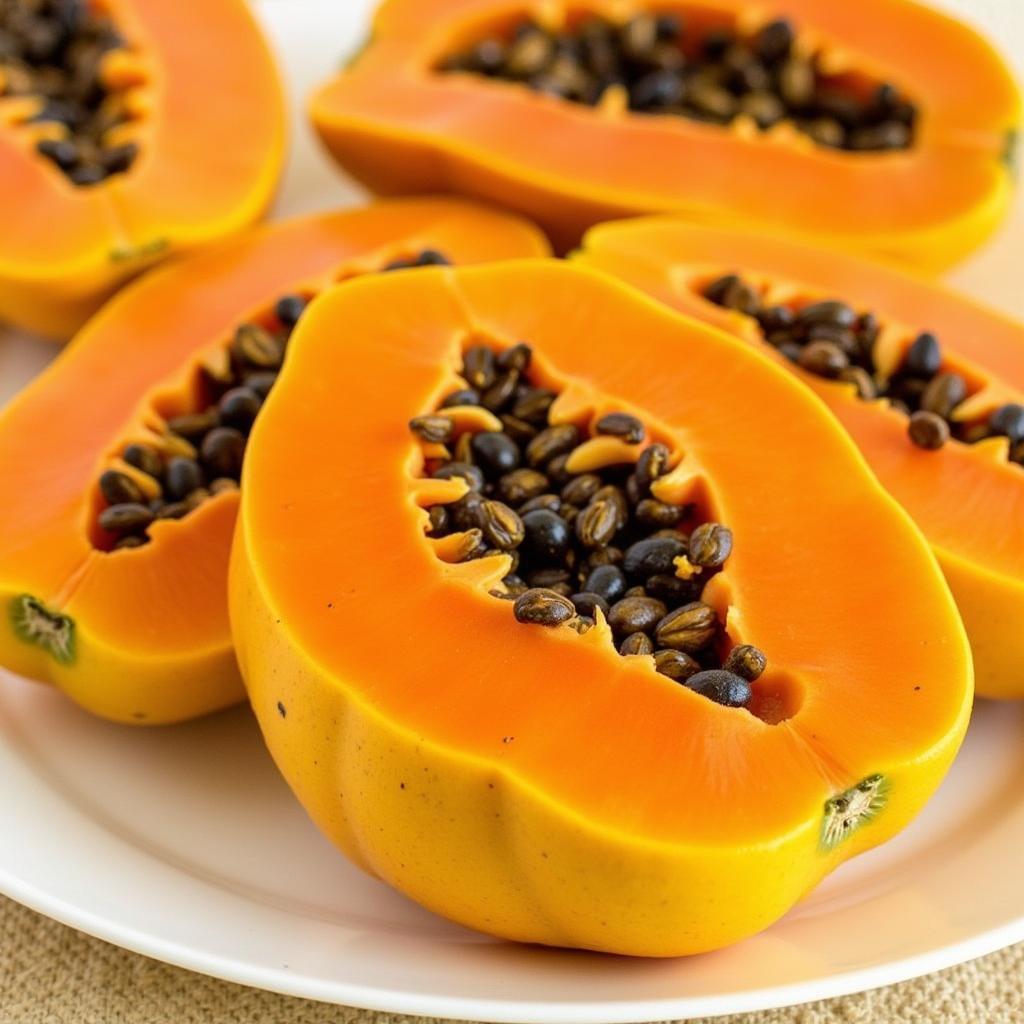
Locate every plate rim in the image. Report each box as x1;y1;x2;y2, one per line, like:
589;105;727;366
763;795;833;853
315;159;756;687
3;867;1024;1023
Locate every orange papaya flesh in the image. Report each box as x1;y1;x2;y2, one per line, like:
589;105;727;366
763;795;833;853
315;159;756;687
230;259;971;956
0;198;549;724
310;0;1019;268
0;0;287;339
576;218;1024;698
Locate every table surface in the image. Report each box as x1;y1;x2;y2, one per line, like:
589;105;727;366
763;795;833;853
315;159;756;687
3;0;1024;1022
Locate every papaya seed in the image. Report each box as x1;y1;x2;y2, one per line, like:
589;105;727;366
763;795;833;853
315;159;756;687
98;469;143;506
908;410;950;451
619;631;653;656
595;412;645;444
513;588;576;627
685;669;751;708
724;644;767;682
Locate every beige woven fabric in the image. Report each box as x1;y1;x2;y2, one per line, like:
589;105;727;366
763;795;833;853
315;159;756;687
1;895;1021;1024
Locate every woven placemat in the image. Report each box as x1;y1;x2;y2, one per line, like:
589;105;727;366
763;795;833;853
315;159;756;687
1;895;1021;1024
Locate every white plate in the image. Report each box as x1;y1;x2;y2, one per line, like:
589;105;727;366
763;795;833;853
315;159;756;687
2;2;1024;1021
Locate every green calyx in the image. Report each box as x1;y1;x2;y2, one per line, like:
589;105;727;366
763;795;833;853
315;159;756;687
10;594;76;666
109;237;169;264
1002;128;1019;178
820;773;888;853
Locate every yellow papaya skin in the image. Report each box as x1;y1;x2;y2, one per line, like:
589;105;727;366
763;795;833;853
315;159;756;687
936;548;1024;700
1;601;241;726
231;534;969;956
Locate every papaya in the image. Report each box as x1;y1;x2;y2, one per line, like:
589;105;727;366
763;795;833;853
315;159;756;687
0;198;548;725
229;259;972;957
310;0;1019;269
0;0;286;339
575;218;1024;699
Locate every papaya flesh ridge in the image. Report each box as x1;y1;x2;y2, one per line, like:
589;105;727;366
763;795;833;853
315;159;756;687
310;0;1020;268
230;260;972;956
0;199;549;724
0;0;286;339
575;218;1024;699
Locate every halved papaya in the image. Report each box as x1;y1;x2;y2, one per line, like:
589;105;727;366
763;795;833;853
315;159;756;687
0;198;548;724
576;219;1024;699
230;260;971;956
0;0;286;339
310;0;1019;268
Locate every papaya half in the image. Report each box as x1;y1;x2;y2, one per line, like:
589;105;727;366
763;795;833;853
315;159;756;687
0;198;548;725
230;259;972;957
575;218;1024;699
0;0;286;339
310;0;1019;268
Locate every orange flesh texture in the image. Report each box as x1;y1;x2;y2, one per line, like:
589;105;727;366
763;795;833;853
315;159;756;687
311;0;1019;262
240;260;971;848
581;222;1024;704
0;0;286;338
0;200;549;719
575;219;1024;696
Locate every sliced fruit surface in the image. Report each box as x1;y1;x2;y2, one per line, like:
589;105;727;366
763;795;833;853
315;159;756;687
0;198;549;724
311;0;1019;266
231;259;971;956
577;218;1024;698
0;0;287;338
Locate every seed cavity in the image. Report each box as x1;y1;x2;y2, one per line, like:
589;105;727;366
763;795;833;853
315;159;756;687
821;774;888;852
438;14;916;153
703;274;1024;466
1;0;144;186
10;594;75;665
92;251;452;551
415;343;772;710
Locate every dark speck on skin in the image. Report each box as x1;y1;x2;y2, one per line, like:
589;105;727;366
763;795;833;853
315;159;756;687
277;701;287;718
